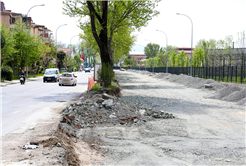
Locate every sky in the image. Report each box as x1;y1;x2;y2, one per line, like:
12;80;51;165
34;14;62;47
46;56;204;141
2;0;246;54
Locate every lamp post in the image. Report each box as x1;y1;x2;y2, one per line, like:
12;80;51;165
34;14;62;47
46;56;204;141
25;4;45;78
176;13;193;76
56;24;67;68
145;39;154;73
70;35;79;57
26;4;45;27
156;30;168;73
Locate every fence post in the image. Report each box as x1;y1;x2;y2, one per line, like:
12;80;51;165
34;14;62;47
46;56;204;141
227;66;229;82
235;66;237;83
215;66;217;81
241;65;243;84
212;66;214;80
231;66;233;82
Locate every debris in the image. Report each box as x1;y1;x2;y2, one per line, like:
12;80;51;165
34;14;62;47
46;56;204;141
22;145;39;149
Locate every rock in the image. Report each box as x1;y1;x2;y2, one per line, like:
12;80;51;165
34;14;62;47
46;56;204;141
56;142;62;147
76;101;82;106
109;113;117;119
102;99;114;106
204;84;213;88
97;98;105;103
102;93;114;99
139;109;145;115
94;103;98;107
152;113;161;118
134;118;138;123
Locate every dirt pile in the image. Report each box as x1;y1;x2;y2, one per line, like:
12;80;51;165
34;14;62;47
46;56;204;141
129;70;246;106
60;93;175;129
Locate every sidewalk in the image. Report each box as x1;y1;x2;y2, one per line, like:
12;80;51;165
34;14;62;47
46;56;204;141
0;76;43;87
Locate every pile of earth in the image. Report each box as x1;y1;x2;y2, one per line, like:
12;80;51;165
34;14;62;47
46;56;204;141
60;93;175;130
128;69;246;106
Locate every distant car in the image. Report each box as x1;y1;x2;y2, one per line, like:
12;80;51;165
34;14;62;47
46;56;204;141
60;68;67;72
91;67;94;71
84;68;91;73
78;68;83;71
120;68;125;71
59;73;77;86
43;68;60;82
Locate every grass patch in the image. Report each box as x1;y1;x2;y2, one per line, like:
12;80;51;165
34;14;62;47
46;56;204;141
90;81;120;92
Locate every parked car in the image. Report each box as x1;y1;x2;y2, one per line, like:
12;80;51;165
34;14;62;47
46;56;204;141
84;68;91;73
59;73;77;86
60;68;67;72
78;68;83;71
120;68;125;71
91;67;94;71
43;68;60;82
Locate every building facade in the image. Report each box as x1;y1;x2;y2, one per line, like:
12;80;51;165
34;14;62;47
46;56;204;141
128;53;147;65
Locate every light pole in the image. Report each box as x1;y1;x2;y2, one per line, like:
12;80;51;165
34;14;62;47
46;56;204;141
145;39;154;73
25;4;45;78
156;30;168;73
26;4;45;27
70;35;79;56
56;24;67;68
176;13;193;76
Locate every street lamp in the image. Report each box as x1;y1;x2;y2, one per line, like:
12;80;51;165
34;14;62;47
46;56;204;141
156;30;168;73
56;24;67;68
26;4;45;27
70;35;79;57
145;39;154;73
25;4;45;78
176;13;193;76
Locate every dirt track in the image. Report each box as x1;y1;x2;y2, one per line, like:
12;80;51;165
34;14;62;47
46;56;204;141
97;70;245;165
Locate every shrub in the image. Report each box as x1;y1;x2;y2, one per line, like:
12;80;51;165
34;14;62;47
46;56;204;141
1;65;13;81
73;67;77;72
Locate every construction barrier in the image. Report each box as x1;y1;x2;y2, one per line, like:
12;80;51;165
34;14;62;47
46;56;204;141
87;76;97;91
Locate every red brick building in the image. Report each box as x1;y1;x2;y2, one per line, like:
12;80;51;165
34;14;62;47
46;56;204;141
128;53;147;65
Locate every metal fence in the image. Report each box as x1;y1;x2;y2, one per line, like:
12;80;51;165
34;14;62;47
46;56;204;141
129;66;246;84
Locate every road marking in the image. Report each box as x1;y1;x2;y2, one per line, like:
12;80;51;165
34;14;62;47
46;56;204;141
12;110;20;114
66;88;77;93
23;84;54;93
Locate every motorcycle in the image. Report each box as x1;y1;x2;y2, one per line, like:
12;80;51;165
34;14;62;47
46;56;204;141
20;75;25;85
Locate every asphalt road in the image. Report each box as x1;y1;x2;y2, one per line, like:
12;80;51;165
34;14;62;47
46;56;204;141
1;71;93;136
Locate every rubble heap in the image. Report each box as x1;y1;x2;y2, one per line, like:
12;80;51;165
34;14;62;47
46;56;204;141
60;93;175;129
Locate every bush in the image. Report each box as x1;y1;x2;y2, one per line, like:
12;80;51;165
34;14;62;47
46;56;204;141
73;67;77;72
1;65;13;81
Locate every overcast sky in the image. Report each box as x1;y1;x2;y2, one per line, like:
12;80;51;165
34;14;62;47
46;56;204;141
3;0;246;54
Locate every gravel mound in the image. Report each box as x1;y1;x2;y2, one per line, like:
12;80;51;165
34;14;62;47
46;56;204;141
221;88;246;102
206;86;242;99
236;97;246;106
60;93;175;130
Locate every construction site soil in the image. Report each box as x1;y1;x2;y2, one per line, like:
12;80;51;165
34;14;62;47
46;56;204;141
1;70;245;165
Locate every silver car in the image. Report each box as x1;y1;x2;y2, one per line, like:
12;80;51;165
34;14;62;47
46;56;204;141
59;73;77;86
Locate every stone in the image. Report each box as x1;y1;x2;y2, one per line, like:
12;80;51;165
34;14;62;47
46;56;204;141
134;118;138;123
76;101;82;106
97;98;105;103
94;103;98;107
204;84;213;88
102;99;114;106
109;113;117;119
139;109;145;115
56;142;62;147
102;93;114;99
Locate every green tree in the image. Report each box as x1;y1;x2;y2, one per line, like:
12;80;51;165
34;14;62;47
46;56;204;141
144;43;160;59
1;23;15;66
193;48;205;67
1;31;6;49
57;50;66;70
175;50;187;67
73;54;82;69
63;0;160;87
123;58;132;66
168;52;177;67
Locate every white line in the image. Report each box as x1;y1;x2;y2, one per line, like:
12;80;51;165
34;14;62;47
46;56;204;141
23;84;54;93
12;110;20;114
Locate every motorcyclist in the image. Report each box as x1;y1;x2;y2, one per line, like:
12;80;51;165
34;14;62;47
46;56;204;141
20;70;25;82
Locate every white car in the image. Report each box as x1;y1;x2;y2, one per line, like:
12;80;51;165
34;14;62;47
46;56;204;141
59;73;77;86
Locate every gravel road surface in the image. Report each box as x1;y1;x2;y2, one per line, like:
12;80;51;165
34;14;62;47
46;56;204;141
97;70;246;165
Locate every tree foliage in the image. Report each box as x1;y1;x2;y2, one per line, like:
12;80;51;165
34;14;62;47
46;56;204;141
144;43;160;59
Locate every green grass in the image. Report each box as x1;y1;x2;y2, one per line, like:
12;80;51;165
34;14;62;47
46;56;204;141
90;81;120;92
